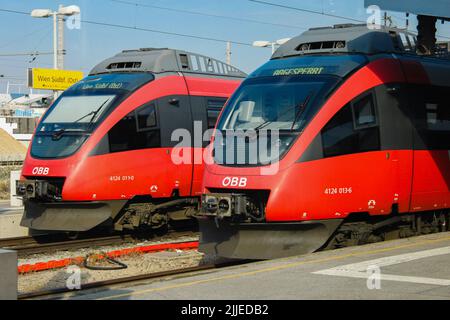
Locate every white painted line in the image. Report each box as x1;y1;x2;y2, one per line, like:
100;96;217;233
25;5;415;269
313;246;450;286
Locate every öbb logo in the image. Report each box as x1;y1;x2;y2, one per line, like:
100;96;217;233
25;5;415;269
32;167;50;175
222;177;247;187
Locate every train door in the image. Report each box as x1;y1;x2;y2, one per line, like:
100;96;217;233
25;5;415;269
409;85;450;212
158;95;194;197
317;86;411;216
375;84;414;214
189;96;227;196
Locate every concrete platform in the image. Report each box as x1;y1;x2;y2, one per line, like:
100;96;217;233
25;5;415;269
0;200;22;213
63;232;450;300
0;249;17;300
0;210;29;239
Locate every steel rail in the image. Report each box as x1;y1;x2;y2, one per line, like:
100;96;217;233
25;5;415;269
18;260;249;300
1;231;198;257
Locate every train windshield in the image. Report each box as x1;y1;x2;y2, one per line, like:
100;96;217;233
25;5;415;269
40;95;116;131
214;74;341;166
218;75;339;132
31;72;154;159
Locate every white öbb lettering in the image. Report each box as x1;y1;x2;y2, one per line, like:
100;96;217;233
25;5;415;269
222;177;247;187
32;167;50;175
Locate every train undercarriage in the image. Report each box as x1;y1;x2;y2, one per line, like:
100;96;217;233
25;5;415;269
198;191;450;259
17;180;450;258
113;197;199;231
18;178;199;232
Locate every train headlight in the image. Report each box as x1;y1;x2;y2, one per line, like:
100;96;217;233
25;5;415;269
205;197;219;214
26;184;34;195
200;194;245;218
218;199;230;215
16;182;26;196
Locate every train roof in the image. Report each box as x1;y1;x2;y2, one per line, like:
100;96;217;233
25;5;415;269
262;24;450;88
272;24;420;59
89;48;247;78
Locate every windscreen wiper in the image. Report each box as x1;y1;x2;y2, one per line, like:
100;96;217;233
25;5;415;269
51;98;111;140
252;91;314;132
74;97;111;125
51;128;85;140
253;106;297;131
290;91;314;131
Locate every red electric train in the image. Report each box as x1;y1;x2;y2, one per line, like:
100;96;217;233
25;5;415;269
198;24;450;259
17;48;246;233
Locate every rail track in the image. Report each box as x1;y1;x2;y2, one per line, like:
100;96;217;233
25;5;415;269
15;213;450;300
18;260;248;300
0;230;199;257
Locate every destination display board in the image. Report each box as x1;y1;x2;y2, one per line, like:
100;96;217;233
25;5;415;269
28;68;84;91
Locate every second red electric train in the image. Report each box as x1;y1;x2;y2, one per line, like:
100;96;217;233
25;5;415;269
17;48;246;233
198;24;450;259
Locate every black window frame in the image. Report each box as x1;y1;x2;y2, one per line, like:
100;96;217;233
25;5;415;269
108;100;161;153
351;91;379;130
321;90;381;158
136;102;158;132
206;98;227;129
412;84;450;150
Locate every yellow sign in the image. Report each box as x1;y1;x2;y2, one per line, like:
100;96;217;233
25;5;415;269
28;68;84;91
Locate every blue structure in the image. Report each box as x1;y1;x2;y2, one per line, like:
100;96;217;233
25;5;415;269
364;0;450;19
365;0;450;54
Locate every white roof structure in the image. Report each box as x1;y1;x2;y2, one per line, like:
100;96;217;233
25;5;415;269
0;93;52;108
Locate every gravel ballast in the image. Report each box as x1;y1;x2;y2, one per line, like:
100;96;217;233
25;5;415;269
17;235;213;295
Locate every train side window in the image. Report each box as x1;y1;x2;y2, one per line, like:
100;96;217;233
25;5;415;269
352;93;377;128
136;103;157;131
109;103;161;153
322;100;380;158
416;86;450;149
207;99;226;129
322;104;357;157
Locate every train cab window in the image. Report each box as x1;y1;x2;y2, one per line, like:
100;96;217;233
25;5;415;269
322;93;380;158
322;104;357;157
352;93;377;128
109;102;161;153
137;103;157;131
207;99;226;129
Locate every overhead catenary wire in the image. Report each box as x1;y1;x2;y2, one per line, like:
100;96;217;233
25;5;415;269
248;0;366;23
0;52;53;57
0;27;51;50
249;0;406;24
0;7;258;48
107;0;307;30
81;19;255;47
248;0;450;40
1;4;450;51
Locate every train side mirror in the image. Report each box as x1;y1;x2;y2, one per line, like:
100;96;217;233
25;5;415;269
168;98;180;106
386;84;401;94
